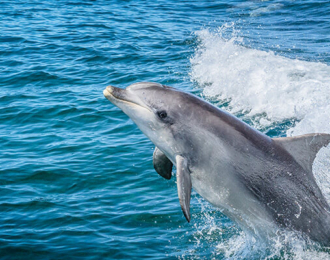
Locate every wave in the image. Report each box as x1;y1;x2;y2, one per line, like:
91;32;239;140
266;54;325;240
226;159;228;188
190;26;330;136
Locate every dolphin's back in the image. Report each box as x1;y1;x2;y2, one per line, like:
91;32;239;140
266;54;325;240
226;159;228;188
184;92;330;244
183;92;274;151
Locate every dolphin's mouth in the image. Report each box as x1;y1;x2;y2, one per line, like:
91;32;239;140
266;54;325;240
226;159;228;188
103;85;151;111
103;85;138;106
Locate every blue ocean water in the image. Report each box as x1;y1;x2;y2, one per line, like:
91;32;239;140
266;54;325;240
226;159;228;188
1;0;330;259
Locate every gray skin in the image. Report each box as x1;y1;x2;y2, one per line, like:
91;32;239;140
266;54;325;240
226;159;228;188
103;82;330;245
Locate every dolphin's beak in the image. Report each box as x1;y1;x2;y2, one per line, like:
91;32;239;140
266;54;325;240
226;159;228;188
103;85;134;104
103;85;114;100
103;85;151;111
103;85;127;102
103;85;114;96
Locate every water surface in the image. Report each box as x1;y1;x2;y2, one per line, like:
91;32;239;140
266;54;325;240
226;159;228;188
1;0;330;259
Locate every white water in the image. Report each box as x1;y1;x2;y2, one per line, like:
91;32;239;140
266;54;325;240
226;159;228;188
190;26;330;136
189;25;330;259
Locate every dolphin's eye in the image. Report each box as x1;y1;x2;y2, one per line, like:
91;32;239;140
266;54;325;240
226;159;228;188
157;111;167;119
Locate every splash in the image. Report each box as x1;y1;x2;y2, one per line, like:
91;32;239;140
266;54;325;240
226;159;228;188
190;26;330;135
187;196;330;260
189;25;330;259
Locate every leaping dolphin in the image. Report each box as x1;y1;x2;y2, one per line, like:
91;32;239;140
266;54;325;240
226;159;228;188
103;82;330;245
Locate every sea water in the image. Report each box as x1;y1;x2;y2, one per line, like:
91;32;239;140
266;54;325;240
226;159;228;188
1;1;330;259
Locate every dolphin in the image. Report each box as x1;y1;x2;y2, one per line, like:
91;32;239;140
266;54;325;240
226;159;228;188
103;82;330;245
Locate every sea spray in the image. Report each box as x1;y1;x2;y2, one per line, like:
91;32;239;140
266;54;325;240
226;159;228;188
190;27;330;134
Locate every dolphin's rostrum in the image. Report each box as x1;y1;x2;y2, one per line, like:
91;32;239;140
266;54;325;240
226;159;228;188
103;82;330;245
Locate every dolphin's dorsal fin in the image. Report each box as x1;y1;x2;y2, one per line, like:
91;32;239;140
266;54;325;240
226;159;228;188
176;155;192;222
153;147;173;180
273;133;330;173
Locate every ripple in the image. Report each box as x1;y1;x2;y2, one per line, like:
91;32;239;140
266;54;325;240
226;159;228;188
1;0;330;259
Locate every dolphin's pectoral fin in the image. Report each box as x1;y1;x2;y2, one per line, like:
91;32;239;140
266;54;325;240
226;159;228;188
273;133;330;173
176;155;192;223
153;147;173;180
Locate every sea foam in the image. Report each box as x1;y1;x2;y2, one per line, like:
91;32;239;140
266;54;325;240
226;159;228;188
190;27;330;136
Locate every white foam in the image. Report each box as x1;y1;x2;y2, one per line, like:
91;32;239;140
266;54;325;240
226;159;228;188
190;27;330;135
189;197;329;260
189;25;330;259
